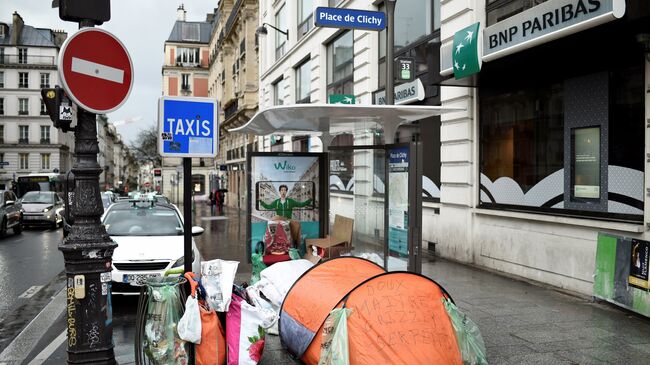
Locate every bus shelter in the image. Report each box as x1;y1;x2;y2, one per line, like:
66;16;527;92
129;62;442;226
231;104;461;273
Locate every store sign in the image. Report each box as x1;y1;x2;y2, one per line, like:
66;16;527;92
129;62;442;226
395;57;415;82
328;94;355;104
452;22;481;79
483;0;625;60
374;78;425;105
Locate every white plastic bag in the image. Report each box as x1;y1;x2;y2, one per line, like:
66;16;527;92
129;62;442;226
178;295;202;344
246;285;278;330
201;259;239;312
318;308;352;365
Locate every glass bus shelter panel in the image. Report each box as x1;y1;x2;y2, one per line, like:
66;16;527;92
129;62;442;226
352;148;386;267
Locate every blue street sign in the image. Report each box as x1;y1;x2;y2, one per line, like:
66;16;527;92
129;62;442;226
0;161;9;166
314;7;386;31
158;96;219;158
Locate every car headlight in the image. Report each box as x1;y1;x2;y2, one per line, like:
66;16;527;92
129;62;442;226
172;251;196;268
43;207;51;213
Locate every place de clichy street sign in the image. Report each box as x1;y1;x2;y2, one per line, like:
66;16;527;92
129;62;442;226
452;22;481;79
158;96;219;158
314;7;386;31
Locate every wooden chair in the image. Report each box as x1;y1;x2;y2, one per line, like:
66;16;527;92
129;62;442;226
305;214;354;262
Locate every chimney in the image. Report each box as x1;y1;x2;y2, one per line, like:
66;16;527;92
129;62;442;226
11;11;24;45
53;29;68;48
177;4;186;21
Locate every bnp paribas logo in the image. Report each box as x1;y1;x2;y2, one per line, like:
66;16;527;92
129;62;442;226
452;22;481;80
274;160;296;171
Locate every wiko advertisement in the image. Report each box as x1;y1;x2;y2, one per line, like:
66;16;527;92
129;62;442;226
248;154;324;259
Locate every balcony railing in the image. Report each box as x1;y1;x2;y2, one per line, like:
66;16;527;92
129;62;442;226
40;138;50;144
0;55;56;66
18;138;29;144
224;100;239;121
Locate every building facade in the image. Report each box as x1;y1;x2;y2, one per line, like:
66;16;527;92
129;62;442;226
209;0;260;209
431;0;650;295
0;12;73;189
161;5;216;203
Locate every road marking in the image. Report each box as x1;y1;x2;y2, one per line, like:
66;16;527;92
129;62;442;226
27;330;66;365
19;286;43;299
71;57;124;83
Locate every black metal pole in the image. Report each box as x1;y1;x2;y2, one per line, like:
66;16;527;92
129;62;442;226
59;108;117;364
182;157;195;365
385;0;396;105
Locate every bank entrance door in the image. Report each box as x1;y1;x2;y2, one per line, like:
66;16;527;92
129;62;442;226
329;142;422;273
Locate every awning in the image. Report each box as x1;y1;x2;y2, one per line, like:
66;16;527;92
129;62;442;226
228;104;464;143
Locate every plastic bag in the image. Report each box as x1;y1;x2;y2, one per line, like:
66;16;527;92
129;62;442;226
185;273;226;365
442;298;488;365
226;294;268;365
201;259;239;312
178;295;202;344
143;280;188;365
246;285;279;330
318;308;352;365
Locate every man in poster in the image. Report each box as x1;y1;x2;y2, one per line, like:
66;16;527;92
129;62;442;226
629;239;650;290
259;184;312;219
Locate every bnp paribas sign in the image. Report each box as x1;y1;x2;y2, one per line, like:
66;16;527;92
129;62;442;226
483;0;625;61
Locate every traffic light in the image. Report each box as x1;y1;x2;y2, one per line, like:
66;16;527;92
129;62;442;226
58;0;110;25
41;86;73;132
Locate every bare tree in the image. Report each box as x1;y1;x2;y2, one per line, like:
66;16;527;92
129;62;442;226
129;125;161;166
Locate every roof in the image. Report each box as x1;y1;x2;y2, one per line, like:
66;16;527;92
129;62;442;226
166;21;212;44
229;104;465;142
0;24;57;47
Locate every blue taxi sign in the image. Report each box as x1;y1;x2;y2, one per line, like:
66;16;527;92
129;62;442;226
158;96;219;158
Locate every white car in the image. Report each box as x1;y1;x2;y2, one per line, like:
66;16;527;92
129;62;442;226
102;200;204;295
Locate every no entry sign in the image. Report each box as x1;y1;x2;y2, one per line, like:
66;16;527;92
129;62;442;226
58;28;133;114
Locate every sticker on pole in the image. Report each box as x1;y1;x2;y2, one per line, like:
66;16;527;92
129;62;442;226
158;96;219;158
58;28;134;114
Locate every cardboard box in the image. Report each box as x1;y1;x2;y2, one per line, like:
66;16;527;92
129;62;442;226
304;214;354;263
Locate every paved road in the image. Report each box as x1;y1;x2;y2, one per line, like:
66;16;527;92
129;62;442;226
0;226;64;322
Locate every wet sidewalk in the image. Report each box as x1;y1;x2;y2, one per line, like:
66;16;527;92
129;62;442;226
27;204;650;364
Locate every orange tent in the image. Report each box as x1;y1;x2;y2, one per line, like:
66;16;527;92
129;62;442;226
279;257;463;365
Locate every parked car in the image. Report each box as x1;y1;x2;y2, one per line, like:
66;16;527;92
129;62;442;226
20;191;64;229
101;191;117;210
102;200;204;295
0;190;23;236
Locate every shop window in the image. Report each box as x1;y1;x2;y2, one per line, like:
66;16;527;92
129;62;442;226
479;64;644;221
192;174;206;195
486;0;548;26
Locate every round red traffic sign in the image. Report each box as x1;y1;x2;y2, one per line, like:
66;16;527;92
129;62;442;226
58;28;133;114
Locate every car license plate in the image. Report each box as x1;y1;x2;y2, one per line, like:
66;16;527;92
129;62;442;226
24;215;40;220
123;274;161;286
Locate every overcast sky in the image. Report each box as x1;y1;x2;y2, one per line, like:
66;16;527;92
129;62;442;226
4;0;218;145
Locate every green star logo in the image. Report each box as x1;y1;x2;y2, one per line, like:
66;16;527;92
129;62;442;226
452;22;481;79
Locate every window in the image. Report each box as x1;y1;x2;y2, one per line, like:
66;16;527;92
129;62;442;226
0;71;4;88
19;153;29;170
41;154;51;170
19;72;28;88
19;125;29;143
176;47;200;66
327;31;354;96
377;1;439;88
40;73;50;88
192;174;206;195
0;153;4;169
0;125;4;143
41;126;50;143
275;5;287;60
181;74;190;90
296;59;311;104
486;0;547;26
18;48;27;64
297;0;313;39
40;99;47;115
329;0;344;6
19;98;29;115
0;98;3;115
0;48;4;64
272;77;287;105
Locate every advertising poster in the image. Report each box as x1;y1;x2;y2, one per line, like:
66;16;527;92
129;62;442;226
387;147;409;257
249;154;322;259
572;127;600;199
629;239;650;291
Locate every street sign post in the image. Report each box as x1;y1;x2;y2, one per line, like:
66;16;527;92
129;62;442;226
58;28;133;114
158;96;218;274
314;7;386;31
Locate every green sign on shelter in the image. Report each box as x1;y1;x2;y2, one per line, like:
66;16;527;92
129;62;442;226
328;94;356;104
452;22;481;79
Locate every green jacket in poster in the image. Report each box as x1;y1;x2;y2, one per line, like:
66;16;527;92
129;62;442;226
259;198;312;219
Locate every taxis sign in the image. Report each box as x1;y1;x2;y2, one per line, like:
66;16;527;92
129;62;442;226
158;96;219;158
